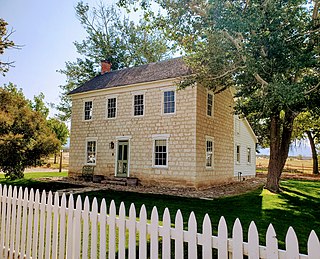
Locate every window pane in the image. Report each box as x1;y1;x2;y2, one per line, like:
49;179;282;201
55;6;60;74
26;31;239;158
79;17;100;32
108;98;116;118
154;139;167;166
87;141;96;164
84;101;92;120
164;91;175;114
134;94;144;116
207;93;213;116
236;145;240;163
247;147;251;163
206;140;213;167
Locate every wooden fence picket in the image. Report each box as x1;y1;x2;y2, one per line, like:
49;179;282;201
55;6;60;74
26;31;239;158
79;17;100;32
218;216;228;259
74;195;82;259
0;185;319;259
118;202;126;259
285;227;299;259
51;192;60;259
91;198;99;259
308;230;320;259
187;212;197;259
108;200;116;259
25;188;33;259
0;185;6;258
99;199;107;259
138;205;147;259
32;189;40;259
202;214;212;259
128;203;137;259
174;210;184;259
20;188;28;256
248;221;259;259
58;193;67;258
82;196;90;259
14;187;23;259
45;191;53;259
150;206;159;259
5;185;13;258
266;224;278;259
38;190;47;259
162;208;171;259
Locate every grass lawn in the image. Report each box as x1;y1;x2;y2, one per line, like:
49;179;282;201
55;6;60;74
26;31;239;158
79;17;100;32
78;180;320;254
0;171;82;192
1;173;319;254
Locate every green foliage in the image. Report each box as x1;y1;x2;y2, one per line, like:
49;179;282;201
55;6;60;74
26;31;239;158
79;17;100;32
29;92;49;118
293;110;320;142
47;118;69;147
57;1;171;121
0;18;15;76
0;84;60;180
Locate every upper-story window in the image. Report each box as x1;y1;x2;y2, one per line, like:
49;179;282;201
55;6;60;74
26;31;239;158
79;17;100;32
134;94;144;116
84;101;93;120
207;93;213;116
163;90;175;114
107;97;117;118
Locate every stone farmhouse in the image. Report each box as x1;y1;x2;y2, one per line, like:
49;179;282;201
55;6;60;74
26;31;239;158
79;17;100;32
68;57;257;188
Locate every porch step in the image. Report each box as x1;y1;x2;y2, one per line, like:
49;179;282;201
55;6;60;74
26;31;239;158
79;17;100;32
101;177;127;186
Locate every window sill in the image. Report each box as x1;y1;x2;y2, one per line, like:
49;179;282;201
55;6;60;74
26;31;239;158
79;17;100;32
152;165;168;169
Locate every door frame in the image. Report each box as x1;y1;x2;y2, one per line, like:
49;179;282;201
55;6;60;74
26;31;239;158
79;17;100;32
115;136;131;177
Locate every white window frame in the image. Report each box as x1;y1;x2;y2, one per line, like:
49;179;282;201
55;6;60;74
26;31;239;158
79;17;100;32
207;91;214;117
161;87;176;116
247;146;252;164
106;95;118;119
85;137;98;165
152;134;170;168
236;144;241;164
132;91;146;117
205;136;214;169
83;100;93;121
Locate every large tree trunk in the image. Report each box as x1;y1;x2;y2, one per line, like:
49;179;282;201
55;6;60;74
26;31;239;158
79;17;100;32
306;131;319;175
266;110;296;192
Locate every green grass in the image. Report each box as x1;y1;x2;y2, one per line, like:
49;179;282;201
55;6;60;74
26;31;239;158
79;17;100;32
78;180;320;254
2;176;319;254
0;171;81;192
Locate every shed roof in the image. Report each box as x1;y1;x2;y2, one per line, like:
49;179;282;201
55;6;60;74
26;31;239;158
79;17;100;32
69;57;191;95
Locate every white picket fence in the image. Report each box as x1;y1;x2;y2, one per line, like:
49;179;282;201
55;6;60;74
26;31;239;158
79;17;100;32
0;184;319;259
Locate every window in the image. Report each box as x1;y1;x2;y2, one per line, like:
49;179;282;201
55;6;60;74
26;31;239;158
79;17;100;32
207;93;213;116
206;138;213;168
163;90;175;114
86;140;97;165
84;101;93;120
236;145;240;163
134;94;144;116
247;147;251;164
107;97;117;118
152;134;170;168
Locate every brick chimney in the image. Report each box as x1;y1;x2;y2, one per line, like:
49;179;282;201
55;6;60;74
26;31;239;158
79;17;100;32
101;59;112;74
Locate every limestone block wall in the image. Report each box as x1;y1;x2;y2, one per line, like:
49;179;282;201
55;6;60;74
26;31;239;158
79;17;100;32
195;86;234;188
69;80;198;187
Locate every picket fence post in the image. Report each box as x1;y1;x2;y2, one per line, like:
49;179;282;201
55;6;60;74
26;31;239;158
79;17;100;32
128;203;137;259
25;188;33;258
138;204;148;259
91;198;98;259
174;209;184;259
187;212;197;259
150;206;159;259
59;193;67;258
162;208;171;259
108;200;116;259
248;221;259;258
82;196;90;259
99;199;107;259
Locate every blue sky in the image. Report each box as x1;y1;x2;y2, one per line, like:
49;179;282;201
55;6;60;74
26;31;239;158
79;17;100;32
0;0;118;116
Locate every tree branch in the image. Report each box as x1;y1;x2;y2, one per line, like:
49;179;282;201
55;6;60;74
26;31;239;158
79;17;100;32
206;65;246;81
254;73;269;86
304;81;320;95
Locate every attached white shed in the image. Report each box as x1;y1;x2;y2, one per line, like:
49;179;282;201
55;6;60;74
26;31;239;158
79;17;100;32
234;116;258;178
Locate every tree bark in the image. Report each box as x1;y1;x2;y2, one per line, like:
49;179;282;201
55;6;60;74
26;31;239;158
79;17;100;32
266;110;296;192
306;131;319;175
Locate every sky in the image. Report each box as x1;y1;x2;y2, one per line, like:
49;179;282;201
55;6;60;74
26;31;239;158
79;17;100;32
0;0;119;116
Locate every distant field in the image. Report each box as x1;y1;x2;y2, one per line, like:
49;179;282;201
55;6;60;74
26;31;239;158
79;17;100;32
257;156;314;173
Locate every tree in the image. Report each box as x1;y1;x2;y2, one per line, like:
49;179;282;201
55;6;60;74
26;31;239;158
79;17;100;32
47;118;69;163
0;18;16;75
119;0;320;192
30;92;49;118
0;84;60;179
293;110;320;174
57;1;171;121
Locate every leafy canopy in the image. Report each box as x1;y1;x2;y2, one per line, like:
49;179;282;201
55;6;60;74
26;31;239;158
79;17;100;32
0;84;60;180
57;1;172;121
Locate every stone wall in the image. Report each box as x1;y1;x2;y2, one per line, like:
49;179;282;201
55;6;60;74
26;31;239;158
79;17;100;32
69;80;198;187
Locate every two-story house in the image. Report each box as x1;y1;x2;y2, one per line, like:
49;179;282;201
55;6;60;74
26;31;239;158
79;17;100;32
68;57;256;188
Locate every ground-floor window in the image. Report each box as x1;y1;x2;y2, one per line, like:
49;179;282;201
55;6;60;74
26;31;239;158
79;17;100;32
247;147;251;164
206;137;214;168
236;145;240;163
86;138;97;165
152;134;170;168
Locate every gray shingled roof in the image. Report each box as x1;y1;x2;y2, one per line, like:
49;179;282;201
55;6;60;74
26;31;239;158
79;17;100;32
69;57;191;95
